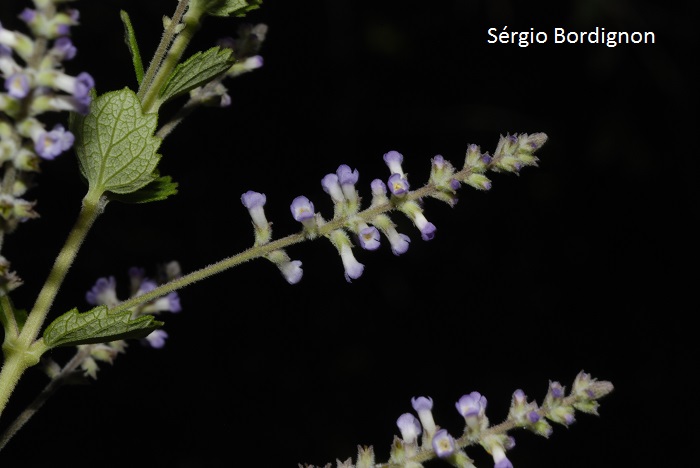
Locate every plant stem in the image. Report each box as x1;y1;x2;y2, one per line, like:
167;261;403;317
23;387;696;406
137;0;191;105
138;0;205;114
0;190;104;419
0;348;91;451
110;180;445;315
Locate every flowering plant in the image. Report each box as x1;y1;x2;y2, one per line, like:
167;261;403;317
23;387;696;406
0;1;620;466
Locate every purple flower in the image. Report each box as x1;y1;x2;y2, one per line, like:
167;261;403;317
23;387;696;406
128;266;146;295
51;37;77;61
144;330;168;349
370;179;389;206
336;164;359;202
73;72;94;99
386;229;410;255
0;22;19;48
396;413;422;444
528;410;541;423
52;9;80;37
336;164;359;185
241;190;268;229
411;396;436;436
413;212;436;241
19;8;36;24
370;179;387;195
34;124;74;160
492;445;514;468
278;259;303;284
136;279;182;313
5;72;30;99
290;196;315;222
383;150;405;175
339;244;364;282
86;276;119;307
321;173;345;204
431;429;455;458
358;226;380;250
549;381;564;399
387;173;409;196
456;391;487;419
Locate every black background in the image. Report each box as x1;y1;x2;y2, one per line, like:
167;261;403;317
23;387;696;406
0;0;697;467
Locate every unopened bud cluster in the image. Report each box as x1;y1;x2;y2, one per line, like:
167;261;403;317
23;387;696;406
240;133;546;284
299;371;612;468
76;262;183;379
0;0;96;292
193;23;267;108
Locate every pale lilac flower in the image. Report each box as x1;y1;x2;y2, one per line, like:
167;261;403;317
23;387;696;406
137;279;182;313
53;9;80;37
229;55;264;77
290;196;315;222
128;266;146;296
492;445;514;468
51;37;77;60
411;396;436;436
456;392;487;419
339;243;364;282
0;23;19;48
396;413;422;444
4;72;30;98
245;55;264;69
358;225;380;250
386;228;410;255
19;9;37;24
383;150;405;176
336;164;359;202
431;429;455;458
387;173;409;196
36;94;91;115
370;179;388;205
52;71;94;100
241;190;268;229
86;276;119;307
34;124;74;160
321;173;345;204
144;330;168;349
413;212;436;241
549;381;565;399
278;259;303;284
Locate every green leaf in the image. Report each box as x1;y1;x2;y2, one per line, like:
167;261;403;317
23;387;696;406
107;174;178;204
196;0;263;18
72;88;162;195
159;46;236;105
120;10;144;85
43;306;163;348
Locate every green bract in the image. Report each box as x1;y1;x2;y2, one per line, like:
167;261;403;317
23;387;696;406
159;46;236;105
120;10;144;85
43;306;163;349
194;0;263;18
71;88;162;196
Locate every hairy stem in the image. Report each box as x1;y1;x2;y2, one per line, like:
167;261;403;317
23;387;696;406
110;174;459;315
0;347;91;452
0;190;104;419
137;0;191;105
139;0;205;114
